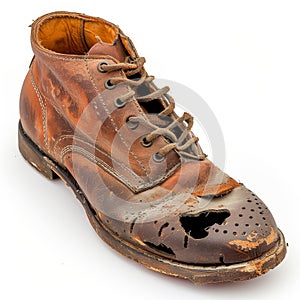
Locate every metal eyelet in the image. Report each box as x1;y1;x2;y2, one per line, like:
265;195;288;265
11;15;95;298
104;79;116;90
140;136;152;147
152;152;165;163
126;117;139;130
97;62;108;73
114;98;126;108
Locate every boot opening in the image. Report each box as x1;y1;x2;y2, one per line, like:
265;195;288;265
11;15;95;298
37;15;118;54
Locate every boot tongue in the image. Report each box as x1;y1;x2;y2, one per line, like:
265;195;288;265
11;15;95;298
87;35;127;62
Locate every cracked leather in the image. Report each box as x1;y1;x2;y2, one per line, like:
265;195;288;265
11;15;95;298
20;11;279;265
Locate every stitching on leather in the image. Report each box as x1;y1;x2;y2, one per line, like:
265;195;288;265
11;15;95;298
56;59;180;188
29;66;49;150
61;144;180;193
55;135;142;180
123;69;145;117
54;135;143;183
36;14;115;32
34;52;109;61
31;19;182;188
61;145;139;191
36;15;92;27
83;56;149;177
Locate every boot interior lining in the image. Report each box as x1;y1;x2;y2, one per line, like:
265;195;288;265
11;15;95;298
37;16;118;54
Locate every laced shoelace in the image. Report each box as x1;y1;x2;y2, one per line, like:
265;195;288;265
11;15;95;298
100;57;206;160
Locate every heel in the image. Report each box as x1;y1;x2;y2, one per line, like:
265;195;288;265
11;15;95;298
18;121;58;180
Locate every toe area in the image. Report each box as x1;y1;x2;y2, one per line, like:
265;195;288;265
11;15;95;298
126;185;280;265
209;185;279;264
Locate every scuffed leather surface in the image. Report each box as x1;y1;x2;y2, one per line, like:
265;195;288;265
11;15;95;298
19;11;279;265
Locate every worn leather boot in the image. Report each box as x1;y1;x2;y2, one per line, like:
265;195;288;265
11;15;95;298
19;11;286;284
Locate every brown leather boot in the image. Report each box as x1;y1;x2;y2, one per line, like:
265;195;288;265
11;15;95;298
19;11;286;284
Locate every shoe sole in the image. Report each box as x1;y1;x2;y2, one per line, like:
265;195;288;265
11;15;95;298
18;121;287;284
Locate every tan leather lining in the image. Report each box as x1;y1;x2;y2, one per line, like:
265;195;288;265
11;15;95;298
38;16;118;54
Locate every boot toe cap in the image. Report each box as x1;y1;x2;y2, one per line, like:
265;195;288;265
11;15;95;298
129;185;279;265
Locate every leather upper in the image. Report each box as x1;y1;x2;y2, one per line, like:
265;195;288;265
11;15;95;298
20;11;279;265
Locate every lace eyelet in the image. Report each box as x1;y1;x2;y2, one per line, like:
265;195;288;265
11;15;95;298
105;79;116;90
152;152;165;163
98;62;108;73
114;98;126;108
126;117;139;130
141;136;152;147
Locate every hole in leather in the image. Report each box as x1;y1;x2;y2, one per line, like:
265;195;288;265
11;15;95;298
130;217;137;234
184;235;189;248
144;241;175;256
219;255;225;264
158;222;169;237
180;210;231;239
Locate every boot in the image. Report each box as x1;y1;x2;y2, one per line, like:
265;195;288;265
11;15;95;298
19;11;286;284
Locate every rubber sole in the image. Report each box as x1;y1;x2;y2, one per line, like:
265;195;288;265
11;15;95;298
18;121;287;284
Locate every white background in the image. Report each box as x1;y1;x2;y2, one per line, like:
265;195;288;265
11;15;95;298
0;0;299;299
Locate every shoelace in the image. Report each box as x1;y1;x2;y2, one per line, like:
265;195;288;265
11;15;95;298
100;57;206;160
